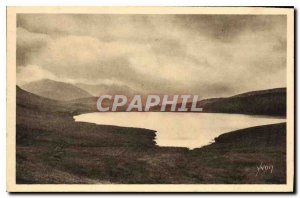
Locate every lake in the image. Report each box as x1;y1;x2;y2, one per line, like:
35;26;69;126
74;112;285;149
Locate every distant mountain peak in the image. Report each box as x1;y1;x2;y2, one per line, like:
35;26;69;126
21;79;92;101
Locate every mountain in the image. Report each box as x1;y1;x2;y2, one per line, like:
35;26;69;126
201;88;286;116
20;80;287;116
21;79;92;101
16;86;95;115
75;83;138;97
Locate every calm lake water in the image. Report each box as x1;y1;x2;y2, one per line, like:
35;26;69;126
74;112;285;149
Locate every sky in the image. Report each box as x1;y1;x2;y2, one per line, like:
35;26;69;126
16;14;287;98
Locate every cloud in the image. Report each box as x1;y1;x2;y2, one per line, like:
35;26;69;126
16;14;287;98
17;65;56;85
17;27;50;66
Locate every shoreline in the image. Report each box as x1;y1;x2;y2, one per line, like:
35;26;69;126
16;87;287;184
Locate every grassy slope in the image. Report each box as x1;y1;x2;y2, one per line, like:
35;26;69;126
16;87;286;184
139;88;286;114
201;88;286;116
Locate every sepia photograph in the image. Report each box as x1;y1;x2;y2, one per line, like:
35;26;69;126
6;7;294;192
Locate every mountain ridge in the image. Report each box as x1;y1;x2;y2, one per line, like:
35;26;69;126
21;79;92;101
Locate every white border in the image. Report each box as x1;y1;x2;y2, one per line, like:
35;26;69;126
6;6;294;193
0;1;298;196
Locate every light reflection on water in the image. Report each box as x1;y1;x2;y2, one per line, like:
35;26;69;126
74;112;285;149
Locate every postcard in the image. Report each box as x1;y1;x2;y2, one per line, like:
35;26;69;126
6;6;294;192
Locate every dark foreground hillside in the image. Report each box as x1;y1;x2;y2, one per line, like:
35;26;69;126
16;87;286;184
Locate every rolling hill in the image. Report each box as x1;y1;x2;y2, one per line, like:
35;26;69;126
201;88;286;116
149;88;286;115
20;79;287;116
